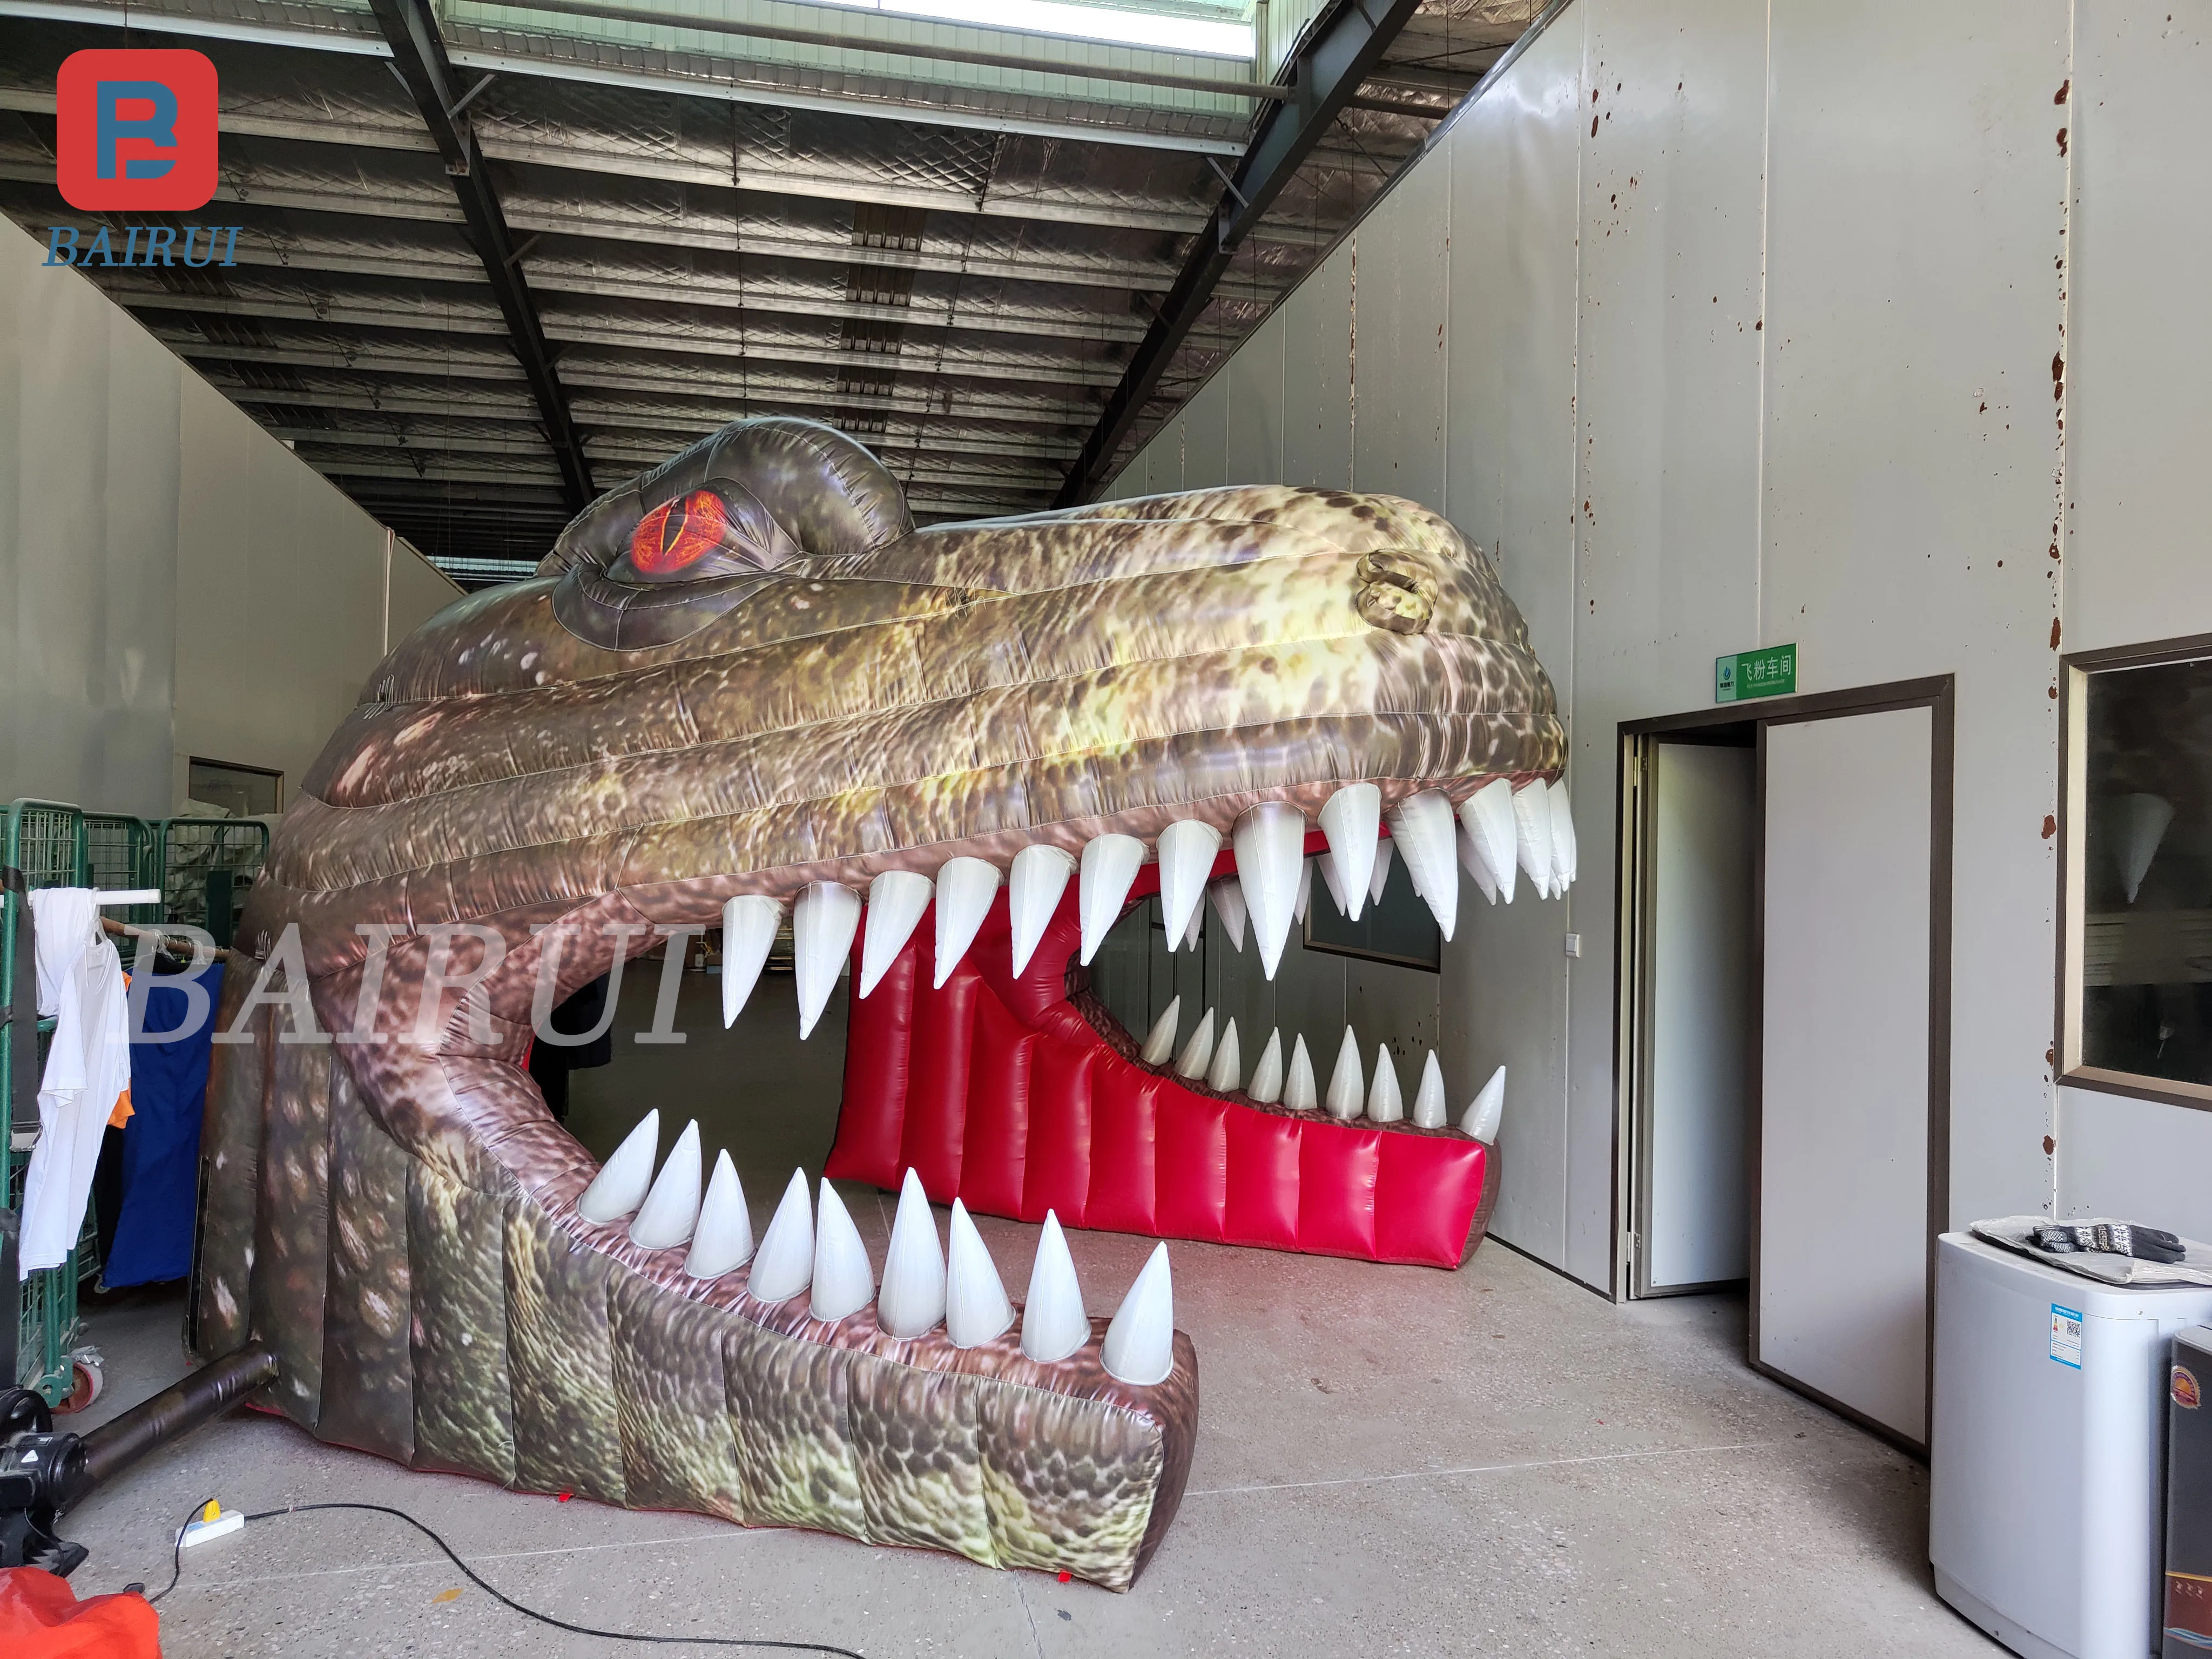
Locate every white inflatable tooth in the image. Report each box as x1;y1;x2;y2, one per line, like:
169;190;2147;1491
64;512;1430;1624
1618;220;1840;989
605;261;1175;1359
945;1198;1015;1348
746;1168;814;1302
578;1109;658;1222
1078;833;1145;966
1318;783;1380;922
1325;1027;1365;1121
1283;1034;1319;1112
1462;1064;1507;1141
720;894;783;1027
1458;821;1500;905
858;869;933;999
1174;1007;1217;1080
1208;875;1249;951
1100;1243;1175;1387
1369;838;1396;907
1462;779;1519;905
1316;852;1352;917
1233;800;1305;979
1139;996;1181;1065
685;1151;753;1278
933;856;1002;988
1411;1051;1449;1129
1513;782;1556;900
1548;778;1579;891
1387;789;1461;940
1205;1016;1242;1091
1366;1047;1404;1124
1009;843;1078;975
1020;1210;1090;1364
1182;899;1203;952
1247;1028;1285;1103
793;881;861;1040
810;1180;874;1323
1294;856;1315;925
876;1168;947;1339
628;1118;704;1249
1156;820;1223;952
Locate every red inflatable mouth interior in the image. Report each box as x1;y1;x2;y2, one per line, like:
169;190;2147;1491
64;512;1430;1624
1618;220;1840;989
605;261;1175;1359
827;833;1494;1267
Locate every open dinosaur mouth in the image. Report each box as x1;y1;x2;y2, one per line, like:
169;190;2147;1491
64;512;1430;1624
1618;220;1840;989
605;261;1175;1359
195;417;1568;1591
817;772;1570;1269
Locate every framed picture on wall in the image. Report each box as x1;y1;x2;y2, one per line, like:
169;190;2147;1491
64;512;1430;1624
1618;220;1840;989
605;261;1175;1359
1304;851;1442;972
2058;632;2212;1108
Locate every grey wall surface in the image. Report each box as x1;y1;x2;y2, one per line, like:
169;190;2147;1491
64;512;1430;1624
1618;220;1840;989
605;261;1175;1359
0;217;461;820
1109;0;2207;1284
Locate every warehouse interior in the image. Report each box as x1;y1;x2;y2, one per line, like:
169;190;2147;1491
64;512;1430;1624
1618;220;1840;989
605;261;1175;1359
4;0;2211;1654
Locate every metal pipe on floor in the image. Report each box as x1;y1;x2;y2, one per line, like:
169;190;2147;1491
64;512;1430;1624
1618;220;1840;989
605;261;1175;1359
73;1344;278;1500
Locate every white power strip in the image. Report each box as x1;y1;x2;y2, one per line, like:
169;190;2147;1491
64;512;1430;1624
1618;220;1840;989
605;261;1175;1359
178;1508;245;1548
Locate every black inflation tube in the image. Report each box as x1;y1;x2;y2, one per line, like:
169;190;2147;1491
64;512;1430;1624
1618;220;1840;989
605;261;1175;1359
72;1344;278;1502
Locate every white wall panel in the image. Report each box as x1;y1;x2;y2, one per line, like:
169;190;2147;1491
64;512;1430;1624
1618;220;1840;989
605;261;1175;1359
2063;2;2212;652
1762;0;2068;1231
1144;420;1183;495
1561;0;1770;1283
0;245;180;818
1224;308;1286;485
2054;3;2212;1232
1437;9;1586;1268
0;217;460;818
1350;159;1448;507
1182;374;1229;490
1279;248;1353;489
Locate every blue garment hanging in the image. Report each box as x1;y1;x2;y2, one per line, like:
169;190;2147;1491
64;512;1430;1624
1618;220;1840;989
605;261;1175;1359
104;963;224;1288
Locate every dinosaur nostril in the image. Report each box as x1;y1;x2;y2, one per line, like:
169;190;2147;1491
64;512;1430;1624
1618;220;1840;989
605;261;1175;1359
1357;581;1432;633
1354;550;1438;633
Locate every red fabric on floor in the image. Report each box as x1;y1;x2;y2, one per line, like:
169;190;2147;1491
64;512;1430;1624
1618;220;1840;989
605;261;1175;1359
0;1568;161;1658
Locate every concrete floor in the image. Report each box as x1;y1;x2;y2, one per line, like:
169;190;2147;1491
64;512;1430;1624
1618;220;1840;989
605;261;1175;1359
57;969;1998;1657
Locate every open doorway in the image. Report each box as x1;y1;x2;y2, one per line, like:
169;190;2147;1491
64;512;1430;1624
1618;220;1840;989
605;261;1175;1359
1621;723;1758;1300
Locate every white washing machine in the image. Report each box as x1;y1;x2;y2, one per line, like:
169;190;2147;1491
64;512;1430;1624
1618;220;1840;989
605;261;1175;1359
1932;1232;2212;1658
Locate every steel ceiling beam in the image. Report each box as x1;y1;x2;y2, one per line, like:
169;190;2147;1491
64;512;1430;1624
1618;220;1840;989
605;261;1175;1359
159;339;1104;423
119;290;1125;389
1053;0;1424;507
368;0;594;509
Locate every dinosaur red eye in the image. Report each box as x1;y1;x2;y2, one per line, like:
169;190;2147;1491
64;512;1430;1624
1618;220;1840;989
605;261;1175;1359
629;490;732;576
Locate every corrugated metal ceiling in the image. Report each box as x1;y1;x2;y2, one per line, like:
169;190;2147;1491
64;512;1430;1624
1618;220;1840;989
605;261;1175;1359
0;0;1539;584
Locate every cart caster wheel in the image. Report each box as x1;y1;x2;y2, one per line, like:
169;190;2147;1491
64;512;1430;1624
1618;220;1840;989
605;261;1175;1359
55;1357;104;1415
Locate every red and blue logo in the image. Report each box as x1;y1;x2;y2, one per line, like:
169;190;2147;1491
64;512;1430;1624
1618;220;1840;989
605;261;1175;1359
56;49;219;212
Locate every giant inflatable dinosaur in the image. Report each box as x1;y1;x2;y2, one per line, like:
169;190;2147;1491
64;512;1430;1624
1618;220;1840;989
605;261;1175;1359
193;418;1568;1589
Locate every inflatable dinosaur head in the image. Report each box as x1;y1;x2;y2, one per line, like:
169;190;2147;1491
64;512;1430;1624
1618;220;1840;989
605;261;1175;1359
197;418;1567;1590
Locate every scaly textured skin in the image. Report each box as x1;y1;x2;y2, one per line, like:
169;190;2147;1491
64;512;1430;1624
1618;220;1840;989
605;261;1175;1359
195;417;1561;1589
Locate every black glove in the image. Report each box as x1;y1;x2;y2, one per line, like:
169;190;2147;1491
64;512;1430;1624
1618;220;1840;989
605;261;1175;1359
2033;1221;2185;1263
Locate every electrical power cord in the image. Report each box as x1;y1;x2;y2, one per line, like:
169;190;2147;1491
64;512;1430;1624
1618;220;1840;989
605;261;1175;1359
148;1495;869;1657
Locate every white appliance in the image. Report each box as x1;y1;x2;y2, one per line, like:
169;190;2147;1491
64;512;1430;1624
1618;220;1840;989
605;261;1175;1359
1932;1232;2212;1658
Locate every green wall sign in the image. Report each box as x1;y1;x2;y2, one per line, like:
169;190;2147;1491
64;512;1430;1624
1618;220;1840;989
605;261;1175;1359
1715;643;1796;703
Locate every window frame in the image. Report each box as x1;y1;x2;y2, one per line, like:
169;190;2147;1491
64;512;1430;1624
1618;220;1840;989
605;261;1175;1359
2056;629;2212;1111
187;756;285;817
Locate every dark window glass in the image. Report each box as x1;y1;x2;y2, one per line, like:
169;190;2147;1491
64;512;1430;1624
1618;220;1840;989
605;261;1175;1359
187;758;281;817
2080;656;2212;1087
